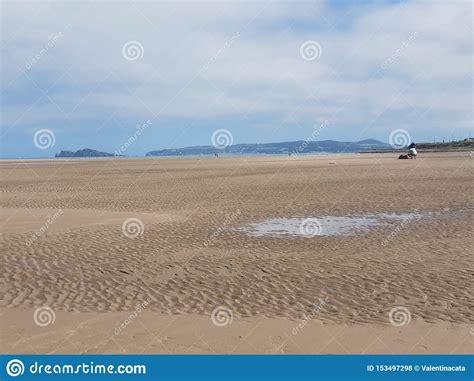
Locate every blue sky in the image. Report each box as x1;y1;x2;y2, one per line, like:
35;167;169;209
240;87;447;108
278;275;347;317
1;0;472;158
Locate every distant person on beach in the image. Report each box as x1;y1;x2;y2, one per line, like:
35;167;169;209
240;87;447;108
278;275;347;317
399;142;417;159
408;142;417;158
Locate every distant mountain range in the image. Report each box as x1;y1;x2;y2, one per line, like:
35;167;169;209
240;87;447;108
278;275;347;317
146;139;391;156
55;148;118;158
53;138;474;158
54;140;392;158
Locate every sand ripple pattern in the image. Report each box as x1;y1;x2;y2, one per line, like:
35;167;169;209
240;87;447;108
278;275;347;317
1;156;473;324
1;212;472;323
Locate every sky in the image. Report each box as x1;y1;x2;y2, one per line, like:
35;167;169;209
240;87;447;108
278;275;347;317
1;0;472;158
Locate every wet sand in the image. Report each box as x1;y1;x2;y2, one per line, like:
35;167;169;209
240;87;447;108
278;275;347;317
1;152;472;353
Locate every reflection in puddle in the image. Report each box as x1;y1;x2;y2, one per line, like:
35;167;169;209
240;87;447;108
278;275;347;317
236;213;428;237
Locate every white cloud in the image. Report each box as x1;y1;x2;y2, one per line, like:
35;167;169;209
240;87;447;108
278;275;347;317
1;0;472;155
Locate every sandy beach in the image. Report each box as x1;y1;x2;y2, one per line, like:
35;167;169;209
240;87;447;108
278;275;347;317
1;152;472;354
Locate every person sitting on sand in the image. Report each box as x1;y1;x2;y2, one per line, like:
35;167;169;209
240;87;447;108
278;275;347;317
408;142;417;158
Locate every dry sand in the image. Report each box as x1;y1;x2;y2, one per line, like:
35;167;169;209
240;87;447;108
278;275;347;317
1;152;473;354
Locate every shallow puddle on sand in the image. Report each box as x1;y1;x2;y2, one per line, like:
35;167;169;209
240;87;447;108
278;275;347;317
236;213;427;237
